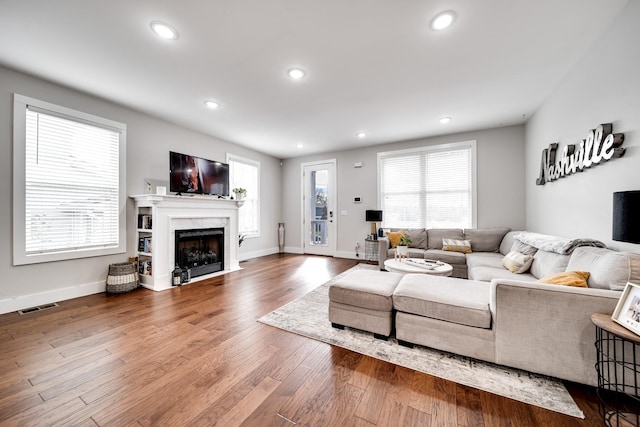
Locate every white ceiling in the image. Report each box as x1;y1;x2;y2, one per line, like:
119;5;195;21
0;0;628;159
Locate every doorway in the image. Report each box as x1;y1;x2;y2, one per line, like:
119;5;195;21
302;160;336;256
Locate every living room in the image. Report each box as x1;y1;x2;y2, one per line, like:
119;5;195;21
1;1;639;425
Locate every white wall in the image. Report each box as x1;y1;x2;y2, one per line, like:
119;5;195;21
282;125;526;257
525;0;640;252
0;65;282;313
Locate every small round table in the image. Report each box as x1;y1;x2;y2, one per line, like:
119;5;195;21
384;258;453;276
591;312;640;427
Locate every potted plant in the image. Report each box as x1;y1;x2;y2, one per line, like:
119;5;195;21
233;188;247;200
396;234;412;257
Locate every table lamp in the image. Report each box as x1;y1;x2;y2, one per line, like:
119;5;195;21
613;191;640;243
365;210;383;240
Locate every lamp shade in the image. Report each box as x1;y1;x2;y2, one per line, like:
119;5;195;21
613;191;640;243
365;210;383;222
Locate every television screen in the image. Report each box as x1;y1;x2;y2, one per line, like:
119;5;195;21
169;152;229;196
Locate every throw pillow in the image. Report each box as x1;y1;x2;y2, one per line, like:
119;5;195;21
537;271;590;288
502;251;534;273
386;231;404;248
442;238;472;254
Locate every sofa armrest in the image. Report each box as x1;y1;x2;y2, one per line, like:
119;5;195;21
378;237;390;269
490;278;621;386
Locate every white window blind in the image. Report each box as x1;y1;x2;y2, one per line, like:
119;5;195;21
25;108;120;254
228;154;260;237
13;94;126;265
378;141;476;229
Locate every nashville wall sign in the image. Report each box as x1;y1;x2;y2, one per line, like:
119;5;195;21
536;123;625;185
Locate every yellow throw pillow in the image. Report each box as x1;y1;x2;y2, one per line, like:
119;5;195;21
537;271;590;288
442;238;472;254
386;231;404;248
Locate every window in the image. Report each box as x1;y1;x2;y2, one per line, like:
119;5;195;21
227;154;260;238
13;94;126;265
378;141;476;229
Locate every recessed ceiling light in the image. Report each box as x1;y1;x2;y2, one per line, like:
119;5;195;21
439;116;452;124
150;21;179;40
296;143;304;148
431;11;456;31
288;68;305;80
356;132;367;139
204;100;220;109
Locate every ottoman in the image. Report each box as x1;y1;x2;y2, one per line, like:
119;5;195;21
392;274;495;361
328;269;403;339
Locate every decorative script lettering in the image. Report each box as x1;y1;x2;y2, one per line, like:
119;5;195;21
536;123;625;185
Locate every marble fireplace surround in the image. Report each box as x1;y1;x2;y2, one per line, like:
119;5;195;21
131;194;242;291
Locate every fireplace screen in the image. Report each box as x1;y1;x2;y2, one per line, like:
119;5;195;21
175;228;224;278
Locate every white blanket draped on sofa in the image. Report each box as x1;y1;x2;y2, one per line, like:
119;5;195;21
513;232;606;255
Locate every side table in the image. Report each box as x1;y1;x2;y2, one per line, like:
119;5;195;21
591;312;640;427
364;238;379;263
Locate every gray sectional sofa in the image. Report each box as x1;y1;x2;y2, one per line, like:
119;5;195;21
332;228;640;386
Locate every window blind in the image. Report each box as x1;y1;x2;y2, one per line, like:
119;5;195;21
229;155;260;237
24;107;120;254
379;142;474;229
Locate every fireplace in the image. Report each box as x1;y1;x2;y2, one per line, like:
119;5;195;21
175;228;224;279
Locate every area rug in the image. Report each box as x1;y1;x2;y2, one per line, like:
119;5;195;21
258;264;584;419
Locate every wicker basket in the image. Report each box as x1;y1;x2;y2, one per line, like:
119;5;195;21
106;262;138;294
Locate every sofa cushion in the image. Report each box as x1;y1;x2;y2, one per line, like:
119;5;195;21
530;250;571;279
424;249;467;265
442;238;472;254
510;240;538;256
427;228;464;249
537;271;590;288
502;251;534;273
466;252;504;269
401;228;428;250
464;228;510;253
329;270;403;311
566;247;640;291
468;266;536;282
393;274;492;329
499;231;520;255
390;247;427;259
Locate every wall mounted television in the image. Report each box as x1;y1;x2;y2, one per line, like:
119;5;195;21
169;151;229;196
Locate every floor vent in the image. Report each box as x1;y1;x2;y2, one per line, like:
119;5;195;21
18;302;59;315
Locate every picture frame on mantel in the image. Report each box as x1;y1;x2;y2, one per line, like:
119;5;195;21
612;282;640;336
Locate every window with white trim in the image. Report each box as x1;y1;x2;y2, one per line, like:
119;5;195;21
227;154;260;238
378;141;476;229
13;94;126;265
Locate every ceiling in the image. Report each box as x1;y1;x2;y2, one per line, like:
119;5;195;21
0;0;628;159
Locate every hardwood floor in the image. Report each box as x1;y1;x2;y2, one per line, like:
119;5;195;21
0;254;604;426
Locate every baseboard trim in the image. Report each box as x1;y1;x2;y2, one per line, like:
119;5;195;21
0;280;106;315
239;247;279;261
284;246;303;254
335;250;367;261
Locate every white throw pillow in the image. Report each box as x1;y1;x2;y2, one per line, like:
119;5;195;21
502;251;534;274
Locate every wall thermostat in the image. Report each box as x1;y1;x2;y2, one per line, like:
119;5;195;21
354;197;362;203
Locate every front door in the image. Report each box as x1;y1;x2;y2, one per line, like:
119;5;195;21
302;160;336;256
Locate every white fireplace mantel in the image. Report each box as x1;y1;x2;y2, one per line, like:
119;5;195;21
131;194;243;291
